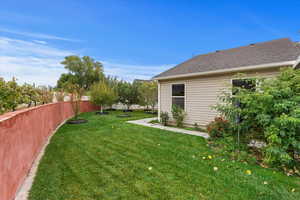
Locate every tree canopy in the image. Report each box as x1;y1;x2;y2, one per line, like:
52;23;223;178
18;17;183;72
117;81;139;109
90;81;118;112
138;81;158;111
57;56;104;90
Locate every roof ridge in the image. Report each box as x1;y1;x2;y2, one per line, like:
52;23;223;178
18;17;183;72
194;38;291;57
154;37;298;79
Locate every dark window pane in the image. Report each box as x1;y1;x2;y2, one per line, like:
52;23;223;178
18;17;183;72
172;97;184;109
232;79;256;95
172;84;185;96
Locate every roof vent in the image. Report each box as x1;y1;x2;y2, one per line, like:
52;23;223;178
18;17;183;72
249;43;255;46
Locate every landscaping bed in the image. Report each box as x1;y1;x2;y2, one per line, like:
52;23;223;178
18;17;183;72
29;111;300;200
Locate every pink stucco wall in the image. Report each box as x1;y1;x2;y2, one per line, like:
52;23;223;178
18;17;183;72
0;101;99;200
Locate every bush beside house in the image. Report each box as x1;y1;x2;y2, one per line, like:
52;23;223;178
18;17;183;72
214;67;300;173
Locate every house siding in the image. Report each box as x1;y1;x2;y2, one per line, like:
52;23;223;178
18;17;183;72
159;68;281;126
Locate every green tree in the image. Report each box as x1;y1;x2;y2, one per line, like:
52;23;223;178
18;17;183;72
57;56;104;90
5;78;23;111
90;81;118;113
117;81;139;110
138;81;158;112
104;75;119;108
38;86;53;104
21;83;40;107
0;77;8;114
64;83;85;119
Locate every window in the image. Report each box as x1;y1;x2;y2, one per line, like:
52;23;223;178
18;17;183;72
232;78;256;122
172;84;185;109
232;78;256;95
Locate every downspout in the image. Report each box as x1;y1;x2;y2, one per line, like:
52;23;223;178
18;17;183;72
157;81;161;121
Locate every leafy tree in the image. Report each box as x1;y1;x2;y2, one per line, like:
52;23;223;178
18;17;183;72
138;81;158;111
64;83;84;119
21;83;40;107
104;75;119;108
117;81;139;110
90;81;118;113
56;73;75;89
216;67;300;170
5;78;23;111
57;56;104;90
105;75;119;89
38;86;53;104
0;77;9;114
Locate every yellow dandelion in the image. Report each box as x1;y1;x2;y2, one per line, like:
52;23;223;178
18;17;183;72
245;170;252;175
208;155;213;159
291;188;296;192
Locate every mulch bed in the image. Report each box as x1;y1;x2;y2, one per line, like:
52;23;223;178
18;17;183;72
123;109;133;112
105;108;116;111
66;119;88;124
95;111;109;115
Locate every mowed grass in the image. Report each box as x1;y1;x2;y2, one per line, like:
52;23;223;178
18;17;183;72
29;111;300;200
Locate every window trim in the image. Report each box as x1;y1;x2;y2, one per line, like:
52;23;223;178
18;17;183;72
230;77;258;96
171;83;186;111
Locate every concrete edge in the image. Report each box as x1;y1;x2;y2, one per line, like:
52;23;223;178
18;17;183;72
14;117;71;200
127;117;209;139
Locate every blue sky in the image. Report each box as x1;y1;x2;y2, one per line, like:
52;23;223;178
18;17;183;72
0;0;300;85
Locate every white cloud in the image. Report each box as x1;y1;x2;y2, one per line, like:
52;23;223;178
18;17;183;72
0;27;81;42
0;37;74;57
102;61;172;81
0;36;172;86
0;36;72;86
33;40;47;45
0;56;65;86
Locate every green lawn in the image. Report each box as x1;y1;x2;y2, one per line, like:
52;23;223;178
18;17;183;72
29;111;300;200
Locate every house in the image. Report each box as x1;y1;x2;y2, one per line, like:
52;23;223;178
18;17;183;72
154;38;300;126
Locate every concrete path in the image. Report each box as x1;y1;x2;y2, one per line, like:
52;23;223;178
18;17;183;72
127;117;209;139
15;118;70;200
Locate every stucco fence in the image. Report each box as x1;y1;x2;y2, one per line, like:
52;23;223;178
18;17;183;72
0;101;99;200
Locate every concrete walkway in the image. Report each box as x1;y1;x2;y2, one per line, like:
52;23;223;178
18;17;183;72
127;117;209;139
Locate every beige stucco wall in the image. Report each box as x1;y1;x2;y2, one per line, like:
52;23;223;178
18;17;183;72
158;67;282;126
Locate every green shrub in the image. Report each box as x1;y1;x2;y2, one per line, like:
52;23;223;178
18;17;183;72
194;123;200;131
216;67;300;170
207;117;230;138
171;105;186;127
160;111;169;126
149;119;159;124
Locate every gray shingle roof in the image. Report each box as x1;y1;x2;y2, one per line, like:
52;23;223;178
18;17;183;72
155;38;300;79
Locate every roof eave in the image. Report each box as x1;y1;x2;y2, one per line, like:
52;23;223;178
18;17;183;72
153;60;296;81
293;56;300;69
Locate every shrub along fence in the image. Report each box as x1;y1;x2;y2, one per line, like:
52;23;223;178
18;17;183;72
0;101;99;200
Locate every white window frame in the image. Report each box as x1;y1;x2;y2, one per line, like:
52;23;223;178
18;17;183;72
171;83;186;111
230;77;258;96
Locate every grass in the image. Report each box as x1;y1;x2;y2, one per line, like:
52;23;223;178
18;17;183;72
29;111;300;200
